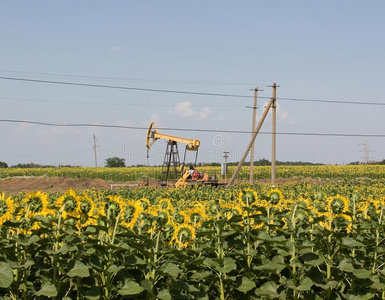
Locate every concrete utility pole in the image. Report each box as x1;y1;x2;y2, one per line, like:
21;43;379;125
227;96;275;187
223;151;229;177
270;83;277;186
249;88;258;184
93;134;98;167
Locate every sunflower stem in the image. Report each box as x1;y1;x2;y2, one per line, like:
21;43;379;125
111;210;123;245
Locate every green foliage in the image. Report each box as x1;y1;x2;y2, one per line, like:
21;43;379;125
105;156;126;168
2;180;385;298
0;161;8;168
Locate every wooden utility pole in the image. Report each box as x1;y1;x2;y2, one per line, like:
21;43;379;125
227;96;275;187
249;88;258;184
93;134;98;167
271;83;277;186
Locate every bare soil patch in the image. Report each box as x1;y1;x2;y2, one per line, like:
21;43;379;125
0;176;112;193
0;176;327;194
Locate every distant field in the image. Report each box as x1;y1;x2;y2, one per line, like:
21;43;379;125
1;165;385;182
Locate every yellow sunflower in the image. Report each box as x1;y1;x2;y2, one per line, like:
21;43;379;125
121;200;143;229
326;194;350;214
22;191;53;218
188;206;207;227
267;188;284;210
99;195;125;219
156;198;175;215
221;202;243;221
0;193;15;225
78;194;97;227
55;189;81;219
170;223;196;249
238;188;259;207
334;213;353;233
172;210;190;224
207;201;221;217
138;197;151;211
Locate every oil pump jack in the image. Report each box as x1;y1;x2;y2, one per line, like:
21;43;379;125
146;122;218;187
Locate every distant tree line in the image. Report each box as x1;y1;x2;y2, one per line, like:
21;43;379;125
199;158;322;167
2;157;385;168
0;162;77;168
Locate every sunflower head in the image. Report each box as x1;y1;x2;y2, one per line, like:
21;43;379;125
0;195;15;225
101;195;125;218
157;198;175;213
171;223;196;249
22;191;50;218
156;210;171;226
173;210;189;224
188;207;207;226
121;200;143;229
334;214;353;233
79;195;96;216
138;197;151;210
238;188;258;207
268;188;284;205
327;195;350;214
55;189;82;219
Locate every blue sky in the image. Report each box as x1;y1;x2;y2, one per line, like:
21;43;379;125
0;1;384;166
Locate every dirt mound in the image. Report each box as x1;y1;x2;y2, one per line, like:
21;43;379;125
0;176;325;194
0;176;112;193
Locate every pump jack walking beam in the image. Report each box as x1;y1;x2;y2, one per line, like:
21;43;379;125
227;96;275;187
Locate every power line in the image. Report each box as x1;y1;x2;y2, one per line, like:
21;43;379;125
0;76;253;99
1;119;385;138
0;97;241;107
1;75;384;106
0;69;261;86
277;97;385;106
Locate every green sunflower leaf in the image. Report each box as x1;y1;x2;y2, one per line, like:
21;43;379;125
118;280;144;296
35;281;58;297
0;262;13;288
237;276;256;293
255;281;279;297
162;262;181;278
67;260;90;278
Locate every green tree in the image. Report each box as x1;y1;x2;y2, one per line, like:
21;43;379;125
105;157;126;168
0;161;8;168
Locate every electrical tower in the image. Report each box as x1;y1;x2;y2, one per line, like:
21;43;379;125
359;141;374;164
93;134;98;167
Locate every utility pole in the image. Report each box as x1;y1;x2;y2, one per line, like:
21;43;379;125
93;134;98;167
227;96;275;187
223;151;229;178
270;83;278;186
249;88;258;184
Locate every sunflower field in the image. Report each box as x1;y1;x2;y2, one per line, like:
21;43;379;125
3;164;385;182
1;179;385;299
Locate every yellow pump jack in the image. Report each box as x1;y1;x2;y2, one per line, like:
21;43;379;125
146;122;218;187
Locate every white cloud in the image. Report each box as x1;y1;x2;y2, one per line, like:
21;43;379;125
261;102;296;124
174;101;212;120
148;112;163;125
212;115;226;122
109;45;124;52
276;103;296;124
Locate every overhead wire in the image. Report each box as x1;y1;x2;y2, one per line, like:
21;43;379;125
0;96;242;107
0;76;253;99
0;69;261;86
0;75;384;106
1;119;385;138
